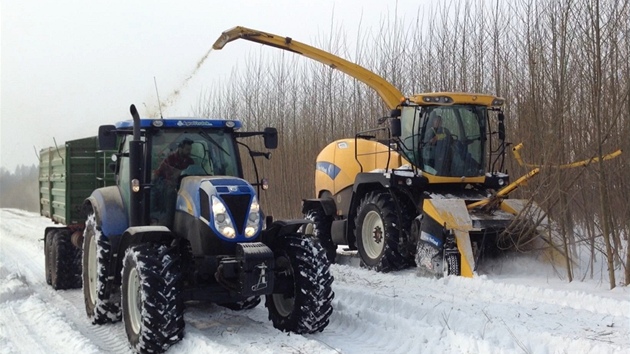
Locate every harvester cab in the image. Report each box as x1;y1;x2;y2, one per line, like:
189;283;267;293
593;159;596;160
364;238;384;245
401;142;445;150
212;26;618;278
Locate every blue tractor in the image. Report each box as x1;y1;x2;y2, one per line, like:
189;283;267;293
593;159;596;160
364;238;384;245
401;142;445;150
80;105;333;353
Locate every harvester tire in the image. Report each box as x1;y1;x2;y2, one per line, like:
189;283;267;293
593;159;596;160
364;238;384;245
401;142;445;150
50;230;82;290
355;191;409;272
266;234;334;334
304;207;336;263
82;213;121;324
219;296;261;311
122;243;184;354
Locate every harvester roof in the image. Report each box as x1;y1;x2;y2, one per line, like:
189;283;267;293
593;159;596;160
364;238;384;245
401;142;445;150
408;92;505;107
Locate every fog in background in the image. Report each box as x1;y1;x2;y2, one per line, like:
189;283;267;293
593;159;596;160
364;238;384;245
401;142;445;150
1;0;422;171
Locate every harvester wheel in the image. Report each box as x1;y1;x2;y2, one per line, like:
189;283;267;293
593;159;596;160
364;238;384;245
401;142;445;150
355;192;409;272
82;213;121;324
122;243;184;353
266;234;333;334
443;253;461;277
50;230;82;289
304;207;336;263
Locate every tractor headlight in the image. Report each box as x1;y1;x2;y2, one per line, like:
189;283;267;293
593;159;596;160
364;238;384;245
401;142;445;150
211;196;236;239
244;196;261;238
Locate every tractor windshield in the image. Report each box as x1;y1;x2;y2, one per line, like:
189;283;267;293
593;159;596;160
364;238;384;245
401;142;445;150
399;105;486;177
150;129;241;179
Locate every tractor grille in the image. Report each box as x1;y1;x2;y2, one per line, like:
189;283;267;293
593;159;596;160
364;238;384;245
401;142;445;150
221;194;251;234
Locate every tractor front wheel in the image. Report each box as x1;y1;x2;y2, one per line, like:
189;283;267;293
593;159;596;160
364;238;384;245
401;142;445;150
266;234;333;334
304;207;336;263
122;243;184;353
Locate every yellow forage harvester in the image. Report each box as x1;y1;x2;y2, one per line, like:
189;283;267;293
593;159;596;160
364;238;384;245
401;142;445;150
213;26;622;277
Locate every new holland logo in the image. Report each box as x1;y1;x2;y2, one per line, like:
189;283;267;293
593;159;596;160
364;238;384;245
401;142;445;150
251;263;268;291
176;120;214;127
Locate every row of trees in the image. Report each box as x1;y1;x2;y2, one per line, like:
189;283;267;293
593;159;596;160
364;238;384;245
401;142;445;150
193;0;629;287
0;165;39;212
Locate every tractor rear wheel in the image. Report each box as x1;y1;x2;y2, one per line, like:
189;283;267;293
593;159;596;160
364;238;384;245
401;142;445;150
122;243;184;353
355;191;409;272
266;234;333;334
82;213;121;324
50;230;82;289
304;207;336;263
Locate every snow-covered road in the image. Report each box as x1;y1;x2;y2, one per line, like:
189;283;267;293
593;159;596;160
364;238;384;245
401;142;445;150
1;208;628;353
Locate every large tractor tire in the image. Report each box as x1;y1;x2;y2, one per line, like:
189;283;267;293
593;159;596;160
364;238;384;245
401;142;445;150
355;191;410;272
49;230;82;290
219;296;261;311
82;213;121;324
122;243;184;354
304;207;336;263
266;234;334;334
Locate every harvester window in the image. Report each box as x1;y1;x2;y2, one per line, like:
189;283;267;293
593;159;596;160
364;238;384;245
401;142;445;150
398;105;487;177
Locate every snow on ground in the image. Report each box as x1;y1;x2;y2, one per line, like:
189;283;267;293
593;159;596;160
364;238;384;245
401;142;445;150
0;208;628;354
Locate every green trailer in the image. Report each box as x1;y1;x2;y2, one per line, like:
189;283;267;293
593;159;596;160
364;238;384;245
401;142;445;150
40;136;115;289
39;136;115;224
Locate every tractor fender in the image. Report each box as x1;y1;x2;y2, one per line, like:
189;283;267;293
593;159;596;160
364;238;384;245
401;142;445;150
85;186;128;238
107;226;175;290
261;219;310;248
302;198;337;216
116;226;174;255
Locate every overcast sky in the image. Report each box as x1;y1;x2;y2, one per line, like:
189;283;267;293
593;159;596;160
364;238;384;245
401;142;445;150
1;0;427;171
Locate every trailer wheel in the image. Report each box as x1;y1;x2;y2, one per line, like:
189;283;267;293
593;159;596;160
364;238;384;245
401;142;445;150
266;234;333;334
355;191;409;272
82;213;121;324
304;207;336;263
45;229;56;286
219;296;261;311
122;243;184;353
50;230;82;289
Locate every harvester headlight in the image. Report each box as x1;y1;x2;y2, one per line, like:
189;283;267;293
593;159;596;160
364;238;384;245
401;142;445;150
211;196;236;239
406;178;413;186
498;178;505;186
244;196;261;238
492;98;505;106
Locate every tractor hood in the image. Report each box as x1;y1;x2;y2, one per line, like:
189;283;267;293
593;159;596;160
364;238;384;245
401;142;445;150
176;176;263;242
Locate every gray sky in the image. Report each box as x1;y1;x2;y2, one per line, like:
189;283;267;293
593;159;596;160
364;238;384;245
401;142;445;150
1;0;424;171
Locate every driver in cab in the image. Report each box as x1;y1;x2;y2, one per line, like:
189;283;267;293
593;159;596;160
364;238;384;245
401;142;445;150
155;138;195;185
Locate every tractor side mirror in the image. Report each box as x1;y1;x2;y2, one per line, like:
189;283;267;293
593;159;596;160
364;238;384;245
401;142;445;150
263;127;278;149
498;113;505;141
98;125;117;151
390;118;401;138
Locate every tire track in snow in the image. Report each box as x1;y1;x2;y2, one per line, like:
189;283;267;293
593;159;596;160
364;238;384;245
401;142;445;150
323;264;629;353
0;211;131;353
